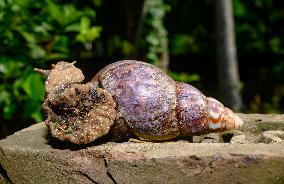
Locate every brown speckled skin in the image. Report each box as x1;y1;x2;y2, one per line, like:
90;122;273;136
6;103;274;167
92;60;179;140
176;82;209;135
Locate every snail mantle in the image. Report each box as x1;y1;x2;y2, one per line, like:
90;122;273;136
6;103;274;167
1;114;284;184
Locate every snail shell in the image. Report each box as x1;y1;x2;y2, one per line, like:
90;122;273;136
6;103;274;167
35;60;243;144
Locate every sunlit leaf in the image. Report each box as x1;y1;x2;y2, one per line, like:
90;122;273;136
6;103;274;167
233;0;247;17
169;72;200;83
0;60;24;78
22;73;45;100
46;0;62;24
76;17;101;44
28;44;46;59
16;29;36;43
31;110;44;122
0;90;10;107
81;17;91;32
12;78;23;98
65;23;80;32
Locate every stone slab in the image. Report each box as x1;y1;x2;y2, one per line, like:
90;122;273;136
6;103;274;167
0;114;284;184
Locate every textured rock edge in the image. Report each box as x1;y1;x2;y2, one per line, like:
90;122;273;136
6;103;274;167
0;113;284;184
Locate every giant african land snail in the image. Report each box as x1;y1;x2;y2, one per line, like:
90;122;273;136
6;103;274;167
35;60;244;144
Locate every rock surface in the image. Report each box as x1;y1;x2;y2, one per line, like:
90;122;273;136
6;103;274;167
0;114;284;184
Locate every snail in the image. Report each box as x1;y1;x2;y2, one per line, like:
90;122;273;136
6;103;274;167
35;60;244;144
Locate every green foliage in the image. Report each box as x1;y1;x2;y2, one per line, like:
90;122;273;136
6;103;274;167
169;71;200;83
0;0;101;123
107;36;135;57
0;59;45;121
75;17;102;45
166;0;214;56
233;0;284;112
170;34;199;55
144;0;170;66
233;0;284;54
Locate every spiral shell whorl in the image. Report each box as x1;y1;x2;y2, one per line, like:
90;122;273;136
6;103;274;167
175;83;244;135
207;97;244;132
92;60;179;141
176;82;208;135
91;60;244;140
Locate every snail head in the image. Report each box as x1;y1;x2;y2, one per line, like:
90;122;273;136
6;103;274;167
35;61;84;93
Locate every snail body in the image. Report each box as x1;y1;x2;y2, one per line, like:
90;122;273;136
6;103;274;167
35;60;243;144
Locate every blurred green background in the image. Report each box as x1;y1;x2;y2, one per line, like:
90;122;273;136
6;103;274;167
0;0;284;139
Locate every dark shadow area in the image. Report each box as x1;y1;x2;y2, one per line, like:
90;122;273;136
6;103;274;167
178;136;193;143
222;133;234;143
0;119;34;140
0;163;12;184
43;130;118;151
43;128;188;150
